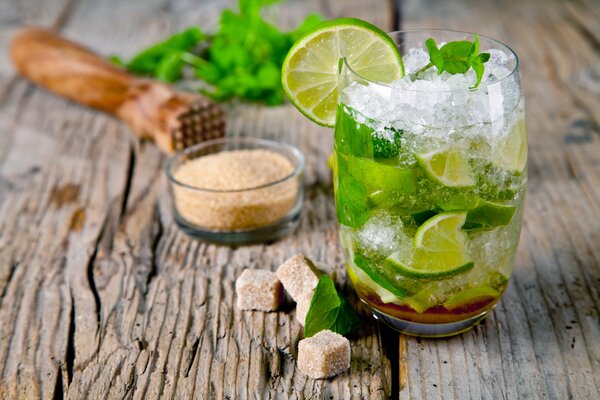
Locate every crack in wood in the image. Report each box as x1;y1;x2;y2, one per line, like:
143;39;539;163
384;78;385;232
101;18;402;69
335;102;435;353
185;336;201;378
134;206;163;313
87;223;104;328
66;296;75;386
120;146;136;217
0;260;19;303
53;366;64;400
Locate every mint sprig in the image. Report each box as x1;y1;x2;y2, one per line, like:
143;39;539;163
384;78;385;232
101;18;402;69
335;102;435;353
304;275;361;337
415;34;491;88
111;0;323;105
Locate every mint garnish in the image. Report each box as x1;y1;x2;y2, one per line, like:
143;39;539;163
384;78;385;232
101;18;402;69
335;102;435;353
304;275;361;337
335;175;369;228
354;254;407;297
415;33;491;88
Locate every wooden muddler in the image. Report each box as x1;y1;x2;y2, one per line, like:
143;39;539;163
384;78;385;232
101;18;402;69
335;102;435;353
10;28;225;153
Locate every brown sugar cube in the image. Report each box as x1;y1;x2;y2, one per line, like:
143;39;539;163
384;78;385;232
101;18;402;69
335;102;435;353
295;291;314;326
297;330;351;379
276;254;320;302
235;269;283;311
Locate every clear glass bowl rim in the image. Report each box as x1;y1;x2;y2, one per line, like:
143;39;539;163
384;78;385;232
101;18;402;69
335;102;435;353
165;136;305;193
343;28;520;93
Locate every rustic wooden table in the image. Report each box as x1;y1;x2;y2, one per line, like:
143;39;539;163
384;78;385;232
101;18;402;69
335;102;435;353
0;0;599;399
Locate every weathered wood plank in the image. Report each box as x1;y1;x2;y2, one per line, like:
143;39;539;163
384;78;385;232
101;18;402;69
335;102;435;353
0;0;399;399
400;0;600;398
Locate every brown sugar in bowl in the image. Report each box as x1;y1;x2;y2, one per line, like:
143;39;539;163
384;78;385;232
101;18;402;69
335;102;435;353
166;137;304;244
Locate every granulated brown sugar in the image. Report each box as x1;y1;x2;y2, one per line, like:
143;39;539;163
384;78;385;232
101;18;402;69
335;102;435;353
172;149;299;231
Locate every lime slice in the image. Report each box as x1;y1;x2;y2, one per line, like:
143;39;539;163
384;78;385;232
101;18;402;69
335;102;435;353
443;286;499;310
416;147;476;187
437;196;517;229
466;199;516;228
414;212;473;269
493;117;527;172
386;212;474;279
282;18;404;127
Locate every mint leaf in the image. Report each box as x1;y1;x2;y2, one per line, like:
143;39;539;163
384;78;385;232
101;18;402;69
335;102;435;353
111;0;323;105
469;57;484;89
156;51;185;83
304;275;361;337
108;55;125;67
354;254;407;297
335;175;369;228
373;128;403;159
419;33;491;88
439;41;472;74
127;27;204;75
468;33;480;60
425;38;444;73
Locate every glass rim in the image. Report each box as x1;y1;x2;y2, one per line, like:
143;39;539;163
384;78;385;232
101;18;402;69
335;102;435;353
165;136;305;193
343;28;520;93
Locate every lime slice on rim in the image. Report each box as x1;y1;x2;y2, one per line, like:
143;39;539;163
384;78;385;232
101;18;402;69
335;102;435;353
386;212;474;279
281;18;404;127
416;147;476;187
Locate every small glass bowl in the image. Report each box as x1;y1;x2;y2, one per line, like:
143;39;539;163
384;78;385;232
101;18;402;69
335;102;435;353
165;137;305;245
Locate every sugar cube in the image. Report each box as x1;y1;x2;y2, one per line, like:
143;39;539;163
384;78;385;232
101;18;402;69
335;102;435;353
276;254;320;302
235;269;283;312
295;291;314;326
297;330;351;379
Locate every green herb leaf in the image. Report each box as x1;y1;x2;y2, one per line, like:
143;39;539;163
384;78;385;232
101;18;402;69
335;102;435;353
469;56;484;89
111;0;323;105
373;128;403;159
419;33;491;88
304;275;361;337
439;41;472;74
335;174;369;228
354;254;407;297
127;27;204;75
425;38;443;73
468;33;480;60
156;51;185;83
108;55;125;67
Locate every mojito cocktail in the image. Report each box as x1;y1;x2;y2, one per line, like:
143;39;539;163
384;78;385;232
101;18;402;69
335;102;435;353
281;21;526;336
334;30;526;336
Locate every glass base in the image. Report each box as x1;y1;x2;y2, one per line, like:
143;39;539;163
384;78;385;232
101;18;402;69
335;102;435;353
174;209;301;245
371;305;494;338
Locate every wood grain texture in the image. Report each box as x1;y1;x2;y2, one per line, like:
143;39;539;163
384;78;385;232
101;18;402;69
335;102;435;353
0;0;398;399
400;0;600;399
1;0;598;399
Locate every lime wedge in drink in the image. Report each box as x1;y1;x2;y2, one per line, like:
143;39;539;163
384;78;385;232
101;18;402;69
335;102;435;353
281;18;404;127
466;199;516;228
493;117;528;173
416;147;476;187
387;212;474;279
443;286;499;310
437;196;517;229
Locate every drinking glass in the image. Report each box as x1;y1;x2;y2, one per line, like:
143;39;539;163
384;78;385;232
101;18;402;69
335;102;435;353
334;30;526;337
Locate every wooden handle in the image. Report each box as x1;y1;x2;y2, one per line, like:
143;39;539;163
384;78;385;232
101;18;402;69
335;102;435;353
10;28;135;114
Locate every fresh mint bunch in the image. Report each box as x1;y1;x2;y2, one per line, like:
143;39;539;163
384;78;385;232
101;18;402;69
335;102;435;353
416;34;491;88
304;275;361;337
111;0;323;105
